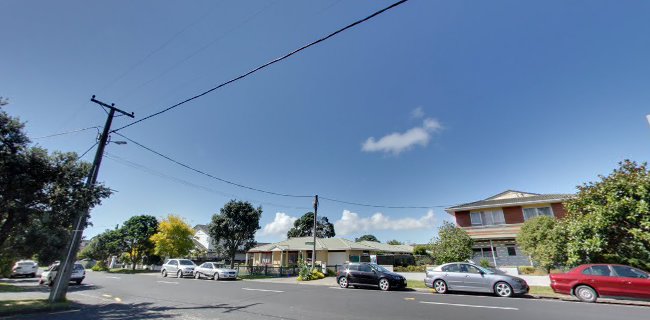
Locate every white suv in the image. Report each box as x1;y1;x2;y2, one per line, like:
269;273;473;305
39;262;85;286
11;260;38;278
161;259;196;278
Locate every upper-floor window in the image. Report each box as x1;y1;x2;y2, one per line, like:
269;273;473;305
470;210;505;226
523;206;553;220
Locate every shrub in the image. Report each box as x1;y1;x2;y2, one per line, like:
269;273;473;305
297;259;311;281
518;266;536;275
326;269;336;277
311;270;325;279
394;265;427;272
91;260;109;272
479;258;491;268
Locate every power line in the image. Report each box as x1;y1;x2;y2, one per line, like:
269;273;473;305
104;152;311;210
112;0;409;133
113;132;312;198
319;196;450;209
77;141;99;160
33;126;100;139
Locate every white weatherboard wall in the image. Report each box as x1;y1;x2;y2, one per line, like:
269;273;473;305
327;252;347;266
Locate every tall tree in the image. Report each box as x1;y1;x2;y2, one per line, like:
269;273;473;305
209;200;262;268
150;215;195;259
121;215;158;270
78;229;124;264
563;160;650;269
517;216;566;272
355;234;379;242
430;222;474;264
386;239;403;245
287;212;335;238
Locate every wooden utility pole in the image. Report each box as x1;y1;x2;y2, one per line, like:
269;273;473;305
49;96;134;302
311;195;318;270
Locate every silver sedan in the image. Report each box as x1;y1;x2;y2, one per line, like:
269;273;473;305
193;262;238;280
424;262;529;297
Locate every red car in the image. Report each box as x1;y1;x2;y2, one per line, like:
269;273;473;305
549;264;650;302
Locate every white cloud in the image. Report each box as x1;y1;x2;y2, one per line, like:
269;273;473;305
334;210;436;236
411;106;425;119
361;118;443;155
259;212;297;236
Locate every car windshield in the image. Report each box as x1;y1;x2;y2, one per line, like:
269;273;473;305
475;266;498;274
18;262;34;266
179;260;195;266
369;264;389;273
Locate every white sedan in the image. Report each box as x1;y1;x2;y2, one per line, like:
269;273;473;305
193;262;238;280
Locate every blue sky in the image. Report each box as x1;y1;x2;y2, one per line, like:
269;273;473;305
2;0;650;244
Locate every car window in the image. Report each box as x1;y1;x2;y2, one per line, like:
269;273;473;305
460;264;482;274
18;262;34;266
179;260;195;266
441;264;459;272
206;263;213;269
347;265;358;271
590;265;612;276
613;266;649;279
370;264;389;273
358;264;372;272
582;267;592;275
74;264;84;270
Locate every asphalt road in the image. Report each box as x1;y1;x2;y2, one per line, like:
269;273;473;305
8;272;648;320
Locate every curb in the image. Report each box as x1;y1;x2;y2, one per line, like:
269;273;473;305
0;301;73;318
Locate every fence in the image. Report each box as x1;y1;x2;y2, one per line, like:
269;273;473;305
234;265;299;277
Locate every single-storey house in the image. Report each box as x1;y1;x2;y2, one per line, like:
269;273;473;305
246;237;413;267
446;190;573;267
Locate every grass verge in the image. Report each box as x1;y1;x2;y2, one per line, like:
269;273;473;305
529;286;562;298
107;268;157;274
0;299;70;316
0;283;24;293
406;281;429;290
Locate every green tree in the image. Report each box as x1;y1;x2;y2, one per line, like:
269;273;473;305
121;215;158;270
355;234;379;242
517;216;566;272
430;222;474;264
150;215;195;259
563;160;650;269
386;239;403;245
413;245;429;255
287;212;335;238
209;200;262;268
78;229;124;264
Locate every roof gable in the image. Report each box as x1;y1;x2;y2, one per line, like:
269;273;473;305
484;190;539;200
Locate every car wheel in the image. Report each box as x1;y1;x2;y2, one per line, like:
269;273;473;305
575;285;598;303
75;279;82;285
214;273;220;281
338;277;349;288
433;279;448;294
177;270;183;278
379;278;391;291
494;281;513;297
162;270;167;277
195;272;201;279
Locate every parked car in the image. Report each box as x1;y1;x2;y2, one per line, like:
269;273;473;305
39;262;85;286
424;262;528;297
161;259;196;278
337;262;406;291
11;260;38;278
550;264;650;302
193;262;238;280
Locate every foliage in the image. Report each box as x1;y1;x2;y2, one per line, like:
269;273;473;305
0;106;111;267
297;258;312;281
413;245;429;255
121;215;158;270
209;200;262;268
394;265;427;272
91;262;108;272
414;254;434;266
517;216;565;272
386;240;403;245
430;222;474;264
150;215;195;259
287;212;335;238
79;229;124;263
479;258;491;268
562;160;650;270
311;269;325;279
325;268;336;277
518;266;536;275
355;234;379;242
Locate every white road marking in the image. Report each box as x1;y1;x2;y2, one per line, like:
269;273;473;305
48;309;81;315
102;294;112;298
157;281;179;284
419;301;519;310
105;276;121;279
114;297;122;302
242;288;284;293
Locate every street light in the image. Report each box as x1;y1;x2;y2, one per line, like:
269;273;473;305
111;141;127;145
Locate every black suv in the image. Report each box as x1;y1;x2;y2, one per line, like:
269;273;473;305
336;262;406;291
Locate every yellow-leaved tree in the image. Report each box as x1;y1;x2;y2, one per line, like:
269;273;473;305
150;214;195;259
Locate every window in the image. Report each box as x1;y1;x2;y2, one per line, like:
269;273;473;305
613;266;649;279
179;260;195;266
590;265;612;276
170;260;178;266
358;264;372;272
347;264;358;271
507;246;517;256
470;210;505;226
460;264;481;274
523;207;554;220
442;264;460;272
261;253;272;264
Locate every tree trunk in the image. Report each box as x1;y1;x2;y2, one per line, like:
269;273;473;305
230;247;236;269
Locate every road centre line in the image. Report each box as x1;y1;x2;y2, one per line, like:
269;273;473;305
105;276;121;279
419;301;519;310
242;288;284;293
157;280;179;284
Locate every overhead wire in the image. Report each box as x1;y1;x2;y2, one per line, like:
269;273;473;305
33;126;100;139
77;141;99;160
111;0;409;133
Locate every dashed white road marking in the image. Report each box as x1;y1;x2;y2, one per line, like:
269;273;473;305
105;276;121;279
242;288;284;293
419;301;519;310
114;297;122;302
49;309;81;315
102;294;112;298
157;281;179;284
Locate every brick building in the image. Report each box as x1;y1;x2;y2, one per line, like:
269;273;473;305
445;190;572;267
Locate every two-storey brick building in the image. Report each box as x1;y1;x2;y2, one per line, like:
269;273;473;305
445;190;573;267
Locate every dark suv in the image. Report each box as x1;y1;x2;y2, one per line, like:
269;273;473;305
337;262;406;291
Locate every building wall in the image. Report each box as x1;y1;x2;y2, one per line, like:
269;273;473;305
455;210;471;227
472;240;531;267
194;230;213;251
551;202;568;219
503;206;524;224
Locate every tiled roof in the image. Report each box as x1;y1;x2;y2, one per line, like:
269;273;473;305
248;237;412;253
194;224;209;233
447;193;573;212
